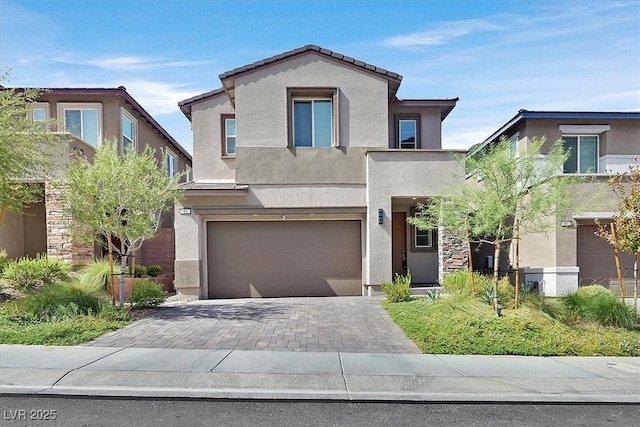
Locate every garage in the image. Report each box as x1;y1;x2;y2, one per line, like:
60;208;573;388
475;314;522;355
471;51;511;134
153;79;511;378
206;220;362;298
577;224;634;288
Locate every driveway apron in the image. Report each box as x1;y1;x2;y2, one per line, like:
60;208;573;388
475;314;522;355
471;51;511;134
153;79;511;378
84;297;421;353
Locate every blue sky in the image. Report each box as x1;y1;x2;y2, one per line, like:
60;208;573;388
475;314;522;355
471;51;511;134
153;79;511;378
1;0;638;154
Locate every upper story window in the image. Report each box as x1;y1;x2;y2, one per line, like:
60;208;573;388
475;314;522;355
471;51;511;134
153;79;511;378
185;166;192;182
58;103;102;147
121;109;137;155
29;102;49;122
166;149;177;177
288;88;338;148
395;115;420;149
222;115;236;156
563;135;598;174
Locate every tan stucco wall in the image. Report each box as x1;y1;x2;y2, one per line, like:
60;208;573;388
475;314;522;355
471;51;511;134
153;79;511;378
388;105;442;149
190;94;235;182
366;150;464;285
234;53;389;150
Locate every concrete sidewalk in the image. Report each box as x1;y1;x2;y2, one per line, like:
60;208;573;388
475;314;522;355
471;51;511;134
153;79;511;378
1;345;639;403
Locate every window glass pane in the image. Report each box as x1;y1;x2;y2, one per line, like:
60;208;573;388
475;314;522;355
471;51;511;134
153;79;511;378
167;154;176;176
122;115;134;139
563;137;578;173
399;120;417;149
65;110;82;138
416;229;431;247
294;101;312;147
226;118;236;136
32;108;46;121
226;137;236;154
82;109;99;146
313;100;332;147
579;136;598;173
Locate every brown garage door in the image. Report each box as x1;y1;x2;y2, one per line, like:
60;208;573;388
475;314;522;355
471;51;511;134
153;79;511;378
207;220;362;298
577;225;634;287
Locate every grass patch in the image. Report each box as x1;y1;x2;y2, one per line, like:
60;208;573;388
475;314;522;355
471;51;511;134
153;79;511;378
0;303;131;346
383;298;640;356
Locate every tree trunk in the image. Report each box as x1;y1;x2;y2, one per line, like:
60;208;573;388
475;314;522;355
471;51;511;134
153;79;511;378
119;241;127;306
106;233;115;304
493;241;501;314
514;220;521;309
611;223;625;299
634;253;638;312
466;225;475;295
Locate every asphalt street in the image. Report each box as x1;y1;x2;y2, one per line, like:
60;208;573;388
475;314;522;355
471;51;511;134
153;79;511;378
2;396;639;427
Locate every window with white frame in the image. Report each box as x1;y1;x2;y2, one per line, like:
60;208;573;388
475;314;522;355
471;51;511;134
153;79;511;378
222;115;236;156
410;207;437;251
185;166;192;182
58;103;102;147
166;149;177;177
121;109;137;155
288;88;337;148
29;102;49;122
563;135;598;173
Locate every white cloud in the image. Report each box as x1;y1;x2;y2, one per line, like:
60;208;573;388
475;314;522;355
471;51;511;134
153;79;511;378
116;79;202;115
382;19;501;47
54;54;211;71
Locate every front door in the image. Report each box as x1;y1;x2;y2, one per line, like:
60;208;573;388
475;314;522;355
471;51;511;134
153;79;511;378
392;212;407;278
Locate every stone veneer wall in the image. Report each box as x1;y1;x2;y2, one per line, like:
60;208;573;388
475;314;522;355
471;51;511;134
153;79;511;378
438;226;469;283
45;182;93;265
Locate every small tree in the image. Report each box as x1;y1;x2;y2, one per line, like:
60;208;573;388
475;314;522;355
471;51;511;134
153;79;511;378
596;158;640;307
66;140;182;304
409;136;578;312
0;79;63;225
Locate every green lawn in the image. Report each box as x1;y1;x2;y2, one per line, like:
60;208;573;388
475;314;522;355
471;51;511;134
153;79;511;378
0;304;131;346
383;298;640;356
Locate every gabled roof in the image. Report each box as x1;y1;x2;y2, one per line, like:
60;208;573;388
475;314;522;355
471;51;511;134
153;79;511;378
470;109;640;157
32;87;192;161
178;87;226;120
179;45;404;111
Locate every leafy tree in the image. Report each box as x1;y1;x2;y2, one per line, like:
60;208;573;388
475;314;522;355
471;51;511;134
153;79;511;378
0;78;63;225
409;136;579;312
596;158;640;307
66;139;182;303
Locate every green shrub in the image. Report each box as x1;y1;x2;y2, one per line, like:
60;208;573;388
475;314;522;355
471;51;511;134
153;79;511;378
442;270;493;299
562;285;638;329
2;256;71;292
19;282;103;320
145;265;161;277
79;258;122;293
129;265;147;278
0;249;9;276
129;279;166;308
382;273;412;303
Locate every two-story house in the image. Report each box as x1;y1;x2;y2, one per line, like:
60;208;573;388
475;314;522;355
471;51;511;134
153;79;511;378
174;45;466;299
0;87;192;281
473;110;640;296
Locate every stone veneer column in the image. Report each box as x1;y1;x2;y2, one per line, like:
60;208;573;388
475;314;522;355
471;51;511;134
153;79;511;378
438;226;469;283
45;182;93;265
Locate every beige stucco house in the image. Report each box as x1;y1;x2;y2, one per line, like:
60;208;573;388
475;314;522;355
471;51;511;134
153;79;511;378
473;110;640;296
0;87;192;279
174;45;467;299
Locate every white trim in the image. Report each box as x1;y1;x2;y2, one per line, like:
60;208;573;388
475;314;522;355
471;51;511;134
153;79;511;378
120;107;138;155
559;125;610;134
28;102;50;121
224;117;236;156
57;102;103;147
165;148;177;177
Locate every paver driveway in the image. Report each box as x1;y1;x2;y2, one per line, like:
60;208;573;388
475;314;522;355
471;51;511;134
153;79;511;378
85;297;421;353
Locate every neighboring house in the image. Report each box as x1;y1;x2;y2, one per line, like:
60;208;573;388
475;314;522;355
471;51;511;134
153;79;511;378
472;110;640;296
175;45;465;299
0;87;192;280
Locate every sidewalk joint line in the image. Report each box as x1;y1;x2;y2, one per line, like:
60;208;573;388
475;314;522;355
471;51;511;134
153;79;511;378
434;355;465;376
337;352;352;400
210;349;234;372
50;347;127;388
